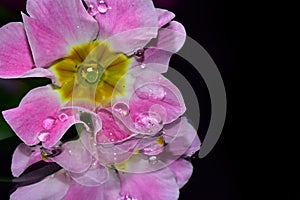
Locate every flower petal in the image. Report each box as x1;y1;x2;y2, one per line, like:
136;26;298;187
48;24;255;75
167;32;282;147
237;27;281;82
10;170;70;200
168;159;193;188
2;86;62;146
1;86;81;148
111;69;185;136
162;117;201;157
52;139;92;173
89;0;158;38
11;144;42;177
0;22;34;78
132;21;186;73
96;109;131;143
85;0;158;54
156;8;175;28
63;170;120;200
119;167;179;200
129;70;186;124
69;162;109;186
23;0;98;67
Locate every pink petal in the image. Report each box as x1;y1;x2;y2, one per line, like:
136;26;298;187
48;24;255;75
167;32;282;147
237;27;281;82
89;0;158;38
119;168;179;200
163;117;201;157
11;143;42;177
23;0;98;67
83;0;158;54
80;129;133;165
0;22;34;78
156;8;175;28
111;69;185;136
96;109;131;143
168;159;193;188
69;162;109;186
184;130;201;157
10;170;70;200
129;70;186;124
132;21;186;72
63;170;120;200
52;139;92;173
1;86;80;148
20;68;58;84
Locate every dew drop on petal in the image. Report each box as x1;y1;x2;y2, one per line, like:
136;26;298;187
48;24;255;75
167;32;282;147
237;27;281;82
113;102;130;116
134;48;144;58
97;0;109;14
140;64;146;69
134;112;163;134
148;156;158;165
58;113;69;122
136;84;166;100
88;4;98;16
42;117;56;130
142;140;165;156
38;131;50;142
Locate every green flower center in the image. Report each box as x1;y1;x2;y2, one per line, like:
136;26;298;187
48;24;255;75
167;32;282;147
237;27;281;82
50;41;130;106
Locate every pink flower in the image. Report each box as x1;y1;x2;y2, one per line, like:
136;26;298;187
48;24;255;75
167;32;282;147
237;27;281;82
0;0;200;199
1;0;186;148
10;117;200;200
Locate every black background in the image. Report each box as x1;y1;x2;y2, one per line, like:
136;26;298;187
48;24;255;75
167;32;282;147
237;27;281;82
0;0;242;199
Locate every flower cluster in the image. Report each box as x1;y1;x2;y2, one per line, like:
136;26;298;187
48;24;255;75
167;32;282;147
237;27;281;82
0;0;200;199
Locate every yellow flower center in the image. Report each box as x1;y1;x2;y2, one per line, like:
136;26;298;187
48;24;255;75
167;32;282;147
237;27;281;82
50;41;130;106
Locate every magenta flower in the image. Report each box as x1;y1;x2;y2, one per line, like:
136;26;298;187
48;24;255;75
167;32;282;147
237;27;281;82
11;117;200;199
0;0;200;199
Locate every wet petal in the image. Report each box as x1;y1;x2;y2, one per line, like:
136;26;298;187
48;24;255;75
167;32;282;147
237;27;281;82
63;170;120;200
111;69;185;136
88;0;158;38
129;70;186;124
132;21;186;72
23;0;98;67
2;86;63;146
10;170;70;200
69;162;109;186
11;144;42;177
0;22;34;78
119;167;179;200
52;139;92;173
168;159;193;188
96;109;131;143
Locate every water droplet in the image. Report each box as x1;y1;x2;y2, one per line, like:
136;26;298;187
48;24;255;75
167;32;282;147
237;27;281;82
134;48;144;57
148;156;158;165
42;117;56;130
92;159;98;166
134;112;163;134
79;63;103;84
38;131;50;142
113;102;130;116
97;0;109;14
140;64;146;69
76;25;80;29
136;84;166;100
58;113;68;122
88;4;98;16
142;141;165;156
